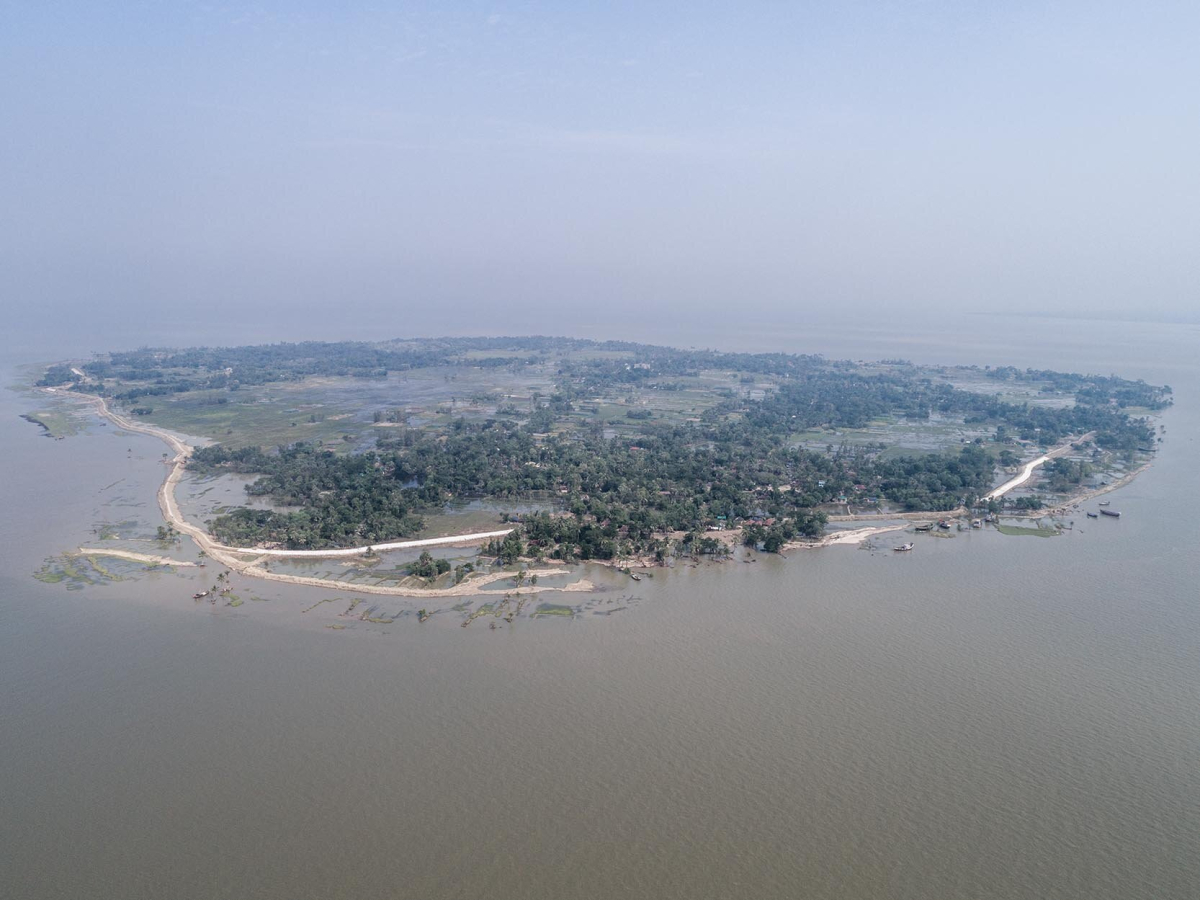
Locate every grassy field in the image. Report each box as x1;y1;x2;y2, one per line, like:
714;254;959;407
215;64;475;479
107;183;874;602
21;406;87;439
137;390;367;449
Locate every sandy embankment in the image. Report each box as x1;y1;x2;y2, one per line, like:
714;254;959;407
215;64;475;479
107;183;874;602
244;566;576;599
75;548;199;567
815;525;908;546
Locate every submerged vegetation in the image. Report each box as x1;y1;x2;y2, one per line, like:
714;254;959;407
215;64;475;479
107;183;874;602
32;552;172;589
995;523;1062;538
36;337;1169;559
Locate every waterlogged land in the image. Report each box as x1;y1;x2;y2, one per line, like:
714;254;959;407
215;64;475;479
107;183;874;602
27;336;1169;618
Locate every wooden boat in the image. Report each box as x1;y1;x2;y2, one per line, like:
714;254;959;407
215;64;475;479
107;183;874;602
914;523;933;532
1099;500;1110;506
1086;512;1099;519
1100;509;1121;518
893;543;914;552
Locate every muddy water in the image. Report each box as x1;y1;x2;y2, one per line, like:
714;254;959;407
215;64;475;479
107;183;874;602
2;316;1198;899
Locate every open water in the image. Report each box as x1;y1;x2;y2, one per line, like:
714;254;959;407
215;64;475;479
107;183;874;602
2;314;1198;899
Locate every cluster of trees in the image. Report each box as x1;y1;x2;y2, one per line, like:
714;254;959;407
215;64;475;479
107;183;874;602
742;520;809;553
35;364;78;387
871;445;997;512
483;531;525;564
191;391;1156;552
409;551;450;578
1042;458;1093;493
712;370;1159;450
191;443;424;549
986;366;1172;411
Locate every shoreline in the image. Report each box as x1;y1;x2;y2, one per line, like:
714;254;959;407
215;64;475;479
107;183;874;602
1004;461;1152;519
48;389;1152;592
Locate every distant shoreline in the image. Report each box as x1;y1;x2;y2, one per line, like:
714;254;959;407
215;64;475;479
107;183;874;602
969;310;1200;327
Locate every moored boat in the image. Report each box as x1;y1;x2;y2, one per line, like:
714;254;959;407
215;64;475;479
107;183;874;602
893;542;914;552
1100;508;1121;518
1086;512;1099;519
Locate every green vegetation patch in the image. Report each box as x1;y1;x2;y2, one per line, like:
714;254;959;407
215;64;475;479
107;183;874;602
95;521;137;541
34;554;126;589
995;524;1060;538
533;603;576;617
301;597;339;614
20;408;84;439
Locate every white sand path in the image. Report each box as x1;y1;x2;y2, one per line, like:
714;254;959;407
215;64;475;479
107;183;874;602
983;433;1093;501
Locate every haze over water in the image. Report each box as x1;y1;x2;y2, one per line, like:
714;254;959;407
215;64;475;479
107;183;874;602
2;313;1198;900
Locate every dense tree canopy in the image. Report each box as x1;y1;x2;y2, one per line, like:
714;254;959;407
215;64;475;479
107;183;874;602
43;336;1168;555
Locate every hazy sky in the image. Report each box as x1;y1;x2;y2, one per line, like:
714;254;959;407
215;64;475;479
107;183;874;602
3;1;1198;346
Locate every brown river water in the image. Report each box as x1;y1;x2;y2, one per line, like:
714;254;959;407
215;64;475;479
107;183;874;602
2;315;1197;899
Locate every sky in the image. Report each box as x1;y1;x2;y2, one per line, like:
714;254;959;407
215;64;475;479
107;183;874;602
2;1;1198;350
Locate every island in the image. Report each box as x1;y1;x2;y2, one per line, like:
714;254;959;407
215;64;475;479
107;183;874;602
30;336;1170;598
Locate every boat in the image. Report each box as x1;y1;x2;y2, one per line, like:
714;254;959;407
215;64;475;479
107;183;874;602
629;572;642;582
937;520;951;530
971;519;982;528
893;543;914;552
1100;509;1121;518
1086;512;1099;519
1099;500;1110;506
192;591;209;599
914;523;933;532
